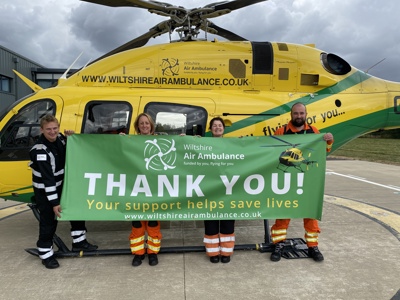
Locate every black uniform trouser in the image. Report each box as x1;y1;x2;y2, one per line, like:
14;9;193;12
204;220;235;235
36;197;86;249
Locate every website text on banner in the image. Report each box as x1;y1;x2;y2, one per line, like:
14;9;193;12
60;134;327;221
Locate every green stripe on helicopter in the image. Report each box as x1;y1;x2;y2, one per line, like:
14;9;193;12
223;71;372;135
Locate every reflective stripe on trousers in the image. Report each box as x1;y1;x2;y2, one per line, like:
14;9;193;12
305;231;319;247
271;228;287;244
71;230;87;244
129;221;162;255
203;234;220;256
38;246;54;260
203;233;235;257
220;233;235;256
271;218;320;247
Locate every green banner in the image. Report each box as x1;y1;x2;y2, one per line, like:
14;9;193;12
60;134;327;221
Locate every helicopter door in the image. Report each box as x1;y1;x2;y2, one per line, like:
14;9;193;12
0;97;63;202
139;97;216;137
271;43;299;92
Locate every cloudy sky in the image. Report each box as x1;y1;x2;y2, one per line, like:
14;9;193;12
1;0;399;81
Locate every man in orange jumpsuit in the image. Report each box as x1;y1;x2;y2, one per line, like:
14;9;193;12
270;102;334;262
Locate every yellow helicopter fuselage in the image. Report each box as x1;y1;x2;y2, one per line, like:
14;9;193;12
1;40;399;202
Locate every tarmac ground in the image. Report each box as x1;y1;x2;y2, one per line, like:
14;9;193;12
0;159;399;300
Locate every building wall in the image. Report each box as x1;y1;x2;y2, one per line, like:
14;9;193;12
0;45;44;115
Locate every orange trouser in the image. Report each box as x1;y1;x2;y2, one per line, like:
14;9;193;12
129;221;162;255
271;218;320;247
203;233;235;257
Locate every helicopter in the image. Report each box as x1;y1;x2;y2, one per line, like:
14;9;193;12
266;136;318;172
1;0;400;204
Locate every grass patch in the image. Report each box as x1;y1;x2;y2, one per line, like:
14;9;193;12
331;138;400;166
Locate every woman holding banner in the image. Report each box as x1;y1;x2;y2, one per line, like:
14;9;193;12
203;117;235;263
128;113;162;267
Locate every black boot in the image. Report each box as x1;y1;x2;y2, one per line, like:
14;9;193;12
132;254;145;267
308;246;324;262
209;256;219;263
148;254;158;266
72;240;98;252
221;256;231;263
42;256;59;269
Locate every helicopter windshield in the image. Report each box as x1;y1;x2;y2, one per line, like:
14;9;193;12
0;99;55;161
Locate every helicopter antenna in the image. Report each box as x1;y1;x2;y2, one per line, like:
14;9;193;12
365;58;386;74
59;52;83;80
82;58;92;69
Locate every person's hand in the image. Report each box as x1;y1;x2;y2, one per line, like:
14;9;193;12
323;133;333;142
119;132;126;136
64;129;75;137
53;205;62;218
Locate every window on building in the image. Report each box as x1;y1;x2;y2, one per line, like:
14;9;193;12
0;75;11;92
36;73;59;88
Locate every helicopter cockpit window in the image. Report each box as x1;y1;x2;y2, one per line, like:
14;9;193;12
0;100;55;161
145;103;207;137
155;112;186;135
321;53;351;75
82;102;132;134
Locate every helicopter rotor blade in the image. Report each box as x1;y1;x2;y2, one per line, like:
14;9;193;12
81;0;177;11
81;0;189;21
83;0;268;13
82;0;268;62
270;136;301;147
203;21;247;41
90;20;171;64
205;0;267;12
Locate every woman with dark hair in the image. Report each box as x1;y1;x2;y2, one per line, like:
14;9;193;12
203;117;235;263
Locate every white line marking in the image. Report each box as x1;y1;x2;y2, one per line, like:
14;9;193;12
388;185;400;189
326;171;400;192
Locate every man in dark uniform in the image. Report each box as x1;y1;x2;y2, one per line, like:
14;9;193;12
29;114;98;269
270;102;334;262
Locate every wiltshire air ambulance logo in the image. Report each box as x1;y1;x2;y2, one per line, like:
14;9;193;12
262;136;318;172
144;138;177;171
161;58;179;76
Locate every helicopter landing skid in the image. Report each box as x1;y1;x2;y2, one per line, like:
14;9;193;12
25;204;309;259
277;163;305;173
